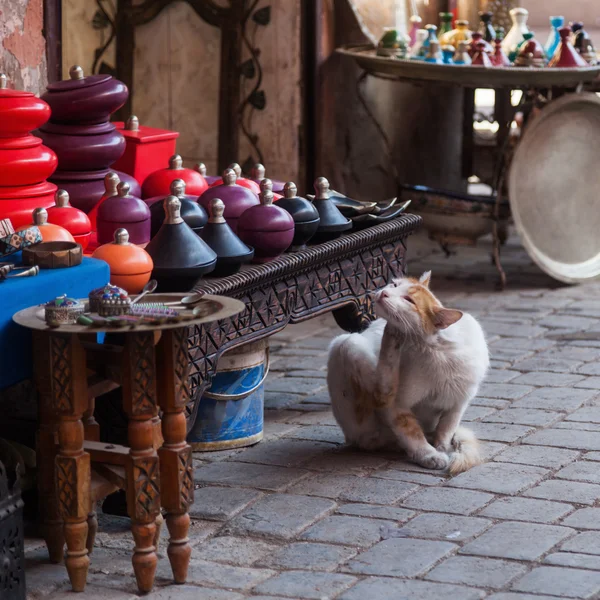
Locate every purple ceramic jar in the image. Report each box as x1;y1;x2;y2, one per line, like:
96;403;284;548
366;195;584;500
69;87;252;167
198;168;259;234
237;184;294;263
97;181;151;245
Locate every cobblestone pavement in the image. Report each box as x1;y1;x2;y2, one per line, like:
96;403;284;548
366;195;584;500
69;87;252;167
26;231;600;599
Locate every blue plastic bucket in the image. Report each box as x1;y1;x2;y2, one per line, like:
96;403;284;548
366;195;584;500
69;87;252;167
189;340;268;451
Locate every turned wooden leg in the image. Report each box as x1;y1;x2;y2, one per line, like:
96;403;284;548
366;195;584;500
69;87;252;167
156;328;194;583
154;512;164;554
122;332;161;594
39;333;91;592
86;504;98;555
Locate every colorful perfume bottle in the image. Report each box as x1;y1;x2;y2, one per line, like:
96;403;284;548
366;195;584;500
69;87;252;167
544;16;565;60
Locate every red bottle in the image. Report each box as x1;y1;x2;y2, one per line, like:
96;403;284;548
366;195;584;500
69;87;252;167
46;189;92;250
491;39;511;67
111;115;179;188
549;26;588;68
141;154;209;199
0;74;57;227
472;42;493;66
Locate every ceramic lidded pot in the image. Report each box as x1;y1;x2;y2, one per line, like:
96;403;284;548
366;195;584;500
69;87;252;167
472;42;493;66
41;65;128;125
145;196;217;291
469;32;493;57
503;8;529;58
438;13;453;39
237;185;294;263
514;34;546;67
210;162;261;194
149;178;208;237
491;38;511;66
200;198;254;276
111;115;179;187
250;163;285;194
258;177;283;201
440;20;471;48
425;41;444;64
453;41;472;65
580;38;598;65
549;26;588;68
479;11;496;43
141;154;209;199
408;14;422;48
311;177;352;243
376;28;409;58
198;168;259;234
18;207;75;243
88;171;119;231
194;162;220;186
97;181;151;246
545;16;565;59
92;228;154;293
46;190;92;250
276;182;320;251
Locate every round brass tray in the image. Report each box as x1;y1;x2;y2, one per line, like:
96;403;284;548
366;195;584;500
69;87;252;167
13;293;245;333
337;44;600;89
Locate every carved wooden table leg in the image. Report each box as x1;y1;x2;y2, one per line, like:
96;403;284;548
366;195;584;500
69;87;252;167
83;397;100;555
32;331;65;564
156;327;193;583
122;331;161;593
50;333;91;592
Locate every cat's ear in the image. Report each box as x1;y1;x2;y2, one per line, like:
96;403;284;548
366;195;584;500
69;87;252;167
432;308;463;330
419;271;432;287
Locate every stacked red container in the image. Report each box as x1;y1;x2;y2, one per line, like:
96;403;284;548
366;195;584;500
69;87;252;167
0;74;58;228
37;65;141;214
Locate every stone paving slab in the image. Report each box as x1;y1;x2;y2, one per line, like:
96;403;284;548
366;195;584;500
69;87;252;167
27;232;600;600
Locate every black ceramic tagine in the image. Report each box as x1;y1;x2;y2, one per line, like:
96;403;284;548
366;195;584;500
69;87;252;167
277;182;320;251
311;177;352;243
145;196;217;291
149;178;207;237
200;198;254;277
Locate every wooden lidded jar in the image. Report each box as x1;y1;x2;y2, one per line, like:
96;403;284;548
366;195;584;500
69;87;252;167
0;74;58;227
46;190;92;250
17;207;75;243
209;162;261;194
92;228;153;293
141;154;208;199
97;182;151;246
198;168;259;235
237;184;295;263
111;115;180;187
276;182;320;251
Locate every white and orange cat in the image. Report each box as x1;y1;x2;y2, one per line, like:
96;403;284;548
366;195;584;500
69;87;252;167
327;271;489;474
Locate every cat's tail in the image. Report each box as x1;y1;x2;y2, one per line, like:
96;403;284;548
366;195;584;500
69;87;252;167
448;426;482;475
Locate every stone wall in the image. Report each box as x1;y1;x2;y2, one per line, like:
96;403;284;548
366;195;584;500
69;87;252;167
0;0;47;93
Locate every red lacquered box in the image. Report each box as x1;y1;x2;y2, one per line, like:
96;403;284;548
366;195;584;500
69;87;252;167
111;116;179;187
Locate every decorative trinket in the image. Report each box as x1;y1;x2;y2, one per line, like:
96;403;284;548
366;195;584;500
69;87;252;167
0;226;42;258
442;45;455;64
97;181;151;246
502;7;529;58
200;198;254;276
0;74;57;227
250;163;285;194
491;38;511;67
422;24;439;54
237;183;295;263
571;22;587;49
18;208;75;243
198;168;259;234
209;163;261;194
194;162;220;186
440;19;471;48
92;228;154;293
44;295;84;326
149;178;207;237
514;33;546;67
22;240;83;269
549;26;588;68
439;13;453;40
46;190;92;250
580;38;598;66
408;14;422;48
545;16;565;60
0;219;13;238
469;32;493;57
472;42;493;67
258;177;283;201
141;154;209;199
111;115;179;187
453;41;472;65
377;28;409;58
277;182;320;251
311;177;352;243
96;286;132;317
88;283;128;312
145;196;217;291
479;11;496;43
425;41;444;64
410;29;429;60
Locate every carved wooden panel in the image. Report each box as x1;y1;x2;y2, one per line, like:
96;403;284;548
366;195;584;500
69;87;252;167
130;456;161;522
178;447;194;509
50;336;73;413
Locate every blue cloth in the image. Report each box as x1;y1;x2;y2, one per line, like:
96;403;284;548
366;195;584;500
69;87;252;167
0;254;109;389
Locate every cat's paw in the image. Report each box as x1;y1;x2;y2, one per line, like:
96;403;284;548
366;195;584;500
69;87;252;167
415;450;449;470
435;442;453;455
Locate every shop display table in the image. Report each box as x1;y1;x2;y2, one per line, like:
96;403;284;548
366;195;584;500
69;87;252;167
0;256;109;389
185;214;421;428
13;295;244;594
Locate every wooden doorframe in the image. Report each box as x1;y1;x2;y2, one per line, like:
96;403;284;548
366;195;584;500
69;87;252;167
43;0;62;83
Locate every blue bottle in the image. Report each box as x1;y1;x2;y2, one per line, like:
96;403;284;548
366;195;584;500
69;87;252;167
442;46;455;64
544;15;564;60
